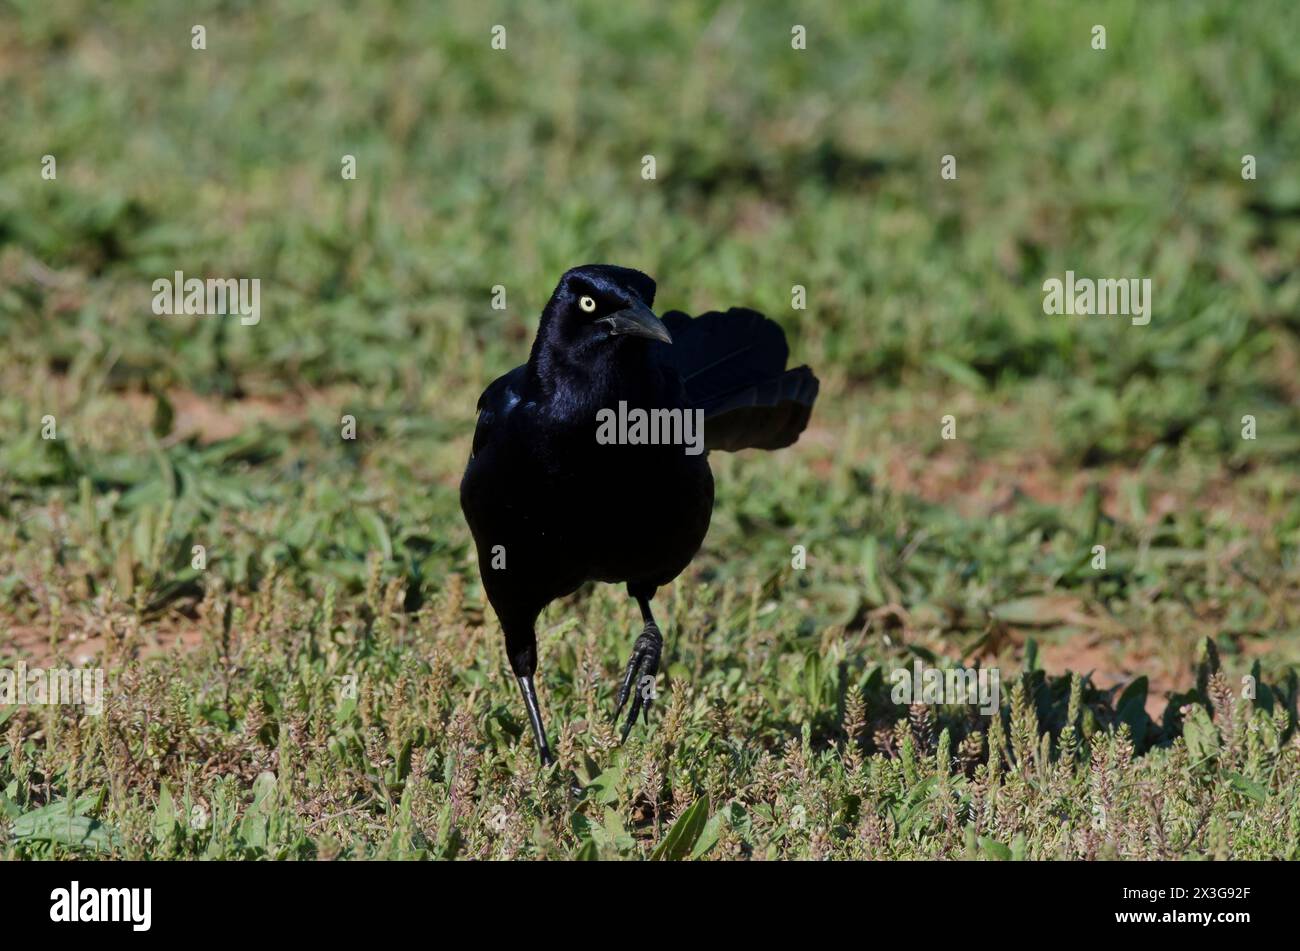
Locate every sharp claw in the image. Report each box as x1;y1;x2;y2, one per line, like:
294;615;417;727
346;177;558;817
620;701;639;743
613;649;644;719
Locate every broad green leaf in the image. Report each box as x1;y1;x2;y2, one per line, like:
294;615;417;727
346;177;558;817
585;767;622;806
1225;773;1267;804
12;797;120;853
651;795;710;861
1116;676;1149;748
690;810;726;860
239;771;277;849
152;782;178;841
978;836;1012;861
1182;705;1220;764
357;510;393;561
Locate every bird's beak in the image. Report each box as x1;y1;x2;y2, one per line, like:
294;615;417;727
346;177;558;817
598;300;672;344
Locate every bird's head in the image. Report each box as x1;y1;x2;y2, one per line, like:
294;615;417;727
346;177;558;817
538;264;672;350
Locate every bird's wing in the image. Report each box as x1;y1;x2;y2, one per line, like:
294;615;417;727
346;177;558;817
654;308;819;451
471;364;527;457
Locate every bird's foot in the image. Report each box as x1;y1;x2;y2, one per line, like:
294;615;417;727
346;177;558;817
613;621;662;742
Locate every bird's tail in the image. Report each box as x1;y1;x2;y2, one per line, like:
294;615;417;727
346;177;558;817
658;308;819;452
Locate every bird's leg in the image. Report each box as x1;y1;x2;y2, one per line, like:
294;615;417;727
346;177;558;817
614;594;663;742
516;674;555;767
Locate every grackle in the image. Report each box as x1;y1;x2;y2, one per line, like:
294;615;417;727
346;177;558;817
460;265;818;765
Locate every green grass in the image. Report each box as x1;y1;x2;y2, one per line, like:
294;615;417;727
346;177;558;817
1;0;1299;859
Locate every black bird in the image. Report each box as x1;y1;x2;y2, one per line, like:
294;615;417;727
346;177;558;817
460;264;818;765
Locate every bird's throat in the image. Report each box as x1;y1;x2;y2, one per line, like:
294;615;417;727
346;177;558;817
529;338;665;419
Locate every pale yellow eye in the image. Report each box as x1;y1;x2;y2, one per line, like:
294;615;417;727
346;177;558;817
579;295;597;313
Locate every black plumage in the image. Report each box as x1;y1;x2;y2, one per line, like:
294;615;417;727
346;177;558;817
460;264;818;765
